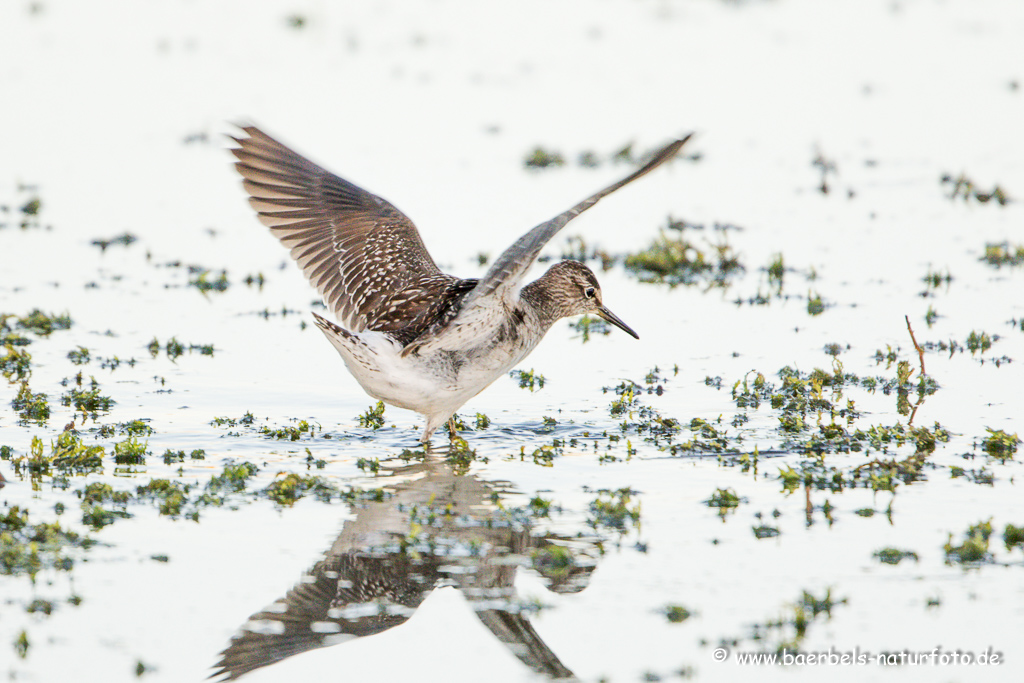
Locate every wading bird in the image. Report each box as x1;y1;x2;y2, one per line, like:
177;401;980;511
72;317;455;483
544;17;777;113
231;127;690;442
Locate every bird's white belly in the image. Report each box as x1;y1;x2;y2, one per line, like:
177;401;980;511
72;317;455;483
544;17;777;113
336;330;538;418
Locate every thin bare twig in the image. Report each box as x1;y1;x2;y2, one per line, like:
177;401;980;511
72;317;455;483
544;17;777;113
905;315;926;377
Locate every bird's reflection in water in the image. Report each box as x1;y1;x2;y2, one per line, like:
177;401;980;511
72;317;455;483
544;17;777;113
212;455;600;680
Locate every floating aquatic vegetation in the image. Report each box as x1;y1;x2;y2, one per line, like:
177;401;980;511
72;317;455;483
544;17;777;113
980;242;1024;267
1;345;33;382
207;462;259;494
356;457;381;474
4;191;44;230
357;401;386;429
242;272;265;288
922;266;953;291
113;436;148;465
50;431;104;474
980;428;1019;461
965;330;995;354
949;466;995;486
568;314;610;343
136;479;193;518
510;368;546;391
66;346;90;365
704;487;745;519
872;548;919;565
806;291;825;316
944;519;993;565
210;412;255;428
716;589;847;658
148;337;214;361
811;148;837;195
12;381;49;424
1004;525;1024;553
60;376;114;418
160;448;206;464
0;504;94;580
263;473;340;506
623;217;743;288
662;604;694;623
78;482;132;529
5;309;72;337
767;253;785;286
941;173;1010;205
587;487;641;535
524;147;565;169
189;268;230;293
260;419;317;441
90;232;137;252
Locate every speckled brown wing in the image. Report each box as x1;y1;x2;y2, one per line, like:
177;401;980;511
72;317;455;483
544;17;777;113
230;126;454;334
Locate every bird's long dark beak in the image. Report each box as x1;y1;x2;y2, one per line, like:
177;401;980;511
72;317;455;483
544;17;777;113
597;306;639;339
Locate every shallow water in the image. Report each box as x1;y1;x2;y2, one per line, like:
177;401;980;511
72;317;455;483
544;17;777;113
2;0;1023;681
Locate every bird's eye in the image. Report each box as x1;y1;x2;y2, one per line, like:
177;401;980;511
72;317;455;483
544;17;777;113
584;287;596;299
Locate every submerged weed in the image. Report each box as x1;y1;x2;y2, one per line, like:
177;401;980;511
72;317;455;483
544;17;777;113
965;330;995;354
189;269;230;293
357;402;386;430
0;505;94;579
50;431;104;474
90;233;137;252
569;314;611;343
113;437;148;465
61;376;115;418
872;548;919;565
524;147;565;169
587;488;641;534
263;473;340;506
1004;525;1024;553
980;242;1024;267
12;381;50;423
13;309;72;337
211;412;255;428
704;488;744;518
623;217;743;288
116;419;154;437
510;368;546;391
136;480;193;518
260;420;317;440
663;605;694;623
944;520;994;565
981;428;1019;461
806;292;825;316
207;462;259;494
1;345;33;381
67;346;91;365
941;173;1010;205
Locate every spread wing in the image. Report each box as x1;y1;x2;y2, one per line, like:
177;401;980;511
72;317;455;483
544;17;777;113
469;134;691;307
403;133;693;356
230;126;453;333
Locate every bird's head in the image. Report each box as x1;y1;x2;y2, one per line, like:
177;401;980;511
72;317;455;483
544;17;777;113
542;260;638;339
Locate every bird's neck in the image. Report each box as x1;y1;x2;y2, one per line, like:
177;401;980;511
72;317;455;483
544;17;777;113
518;275;564;331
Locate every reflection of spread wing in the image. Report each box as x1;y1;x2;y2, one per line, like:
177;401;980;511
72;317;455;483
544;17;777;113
402;134;691;356
210;553;426;681
231;126;461;336
475;609;576;679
